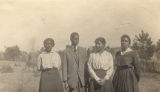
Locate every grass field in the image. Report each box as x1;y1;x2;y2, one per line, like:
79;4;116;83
0;61;160;92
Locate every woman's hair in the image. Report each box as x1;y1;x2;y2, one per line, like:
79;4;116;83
95;37;106;46
43;38;55;46
121;34;131;44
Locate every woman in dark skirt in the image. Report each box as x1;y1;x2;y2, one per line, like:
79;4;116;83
87;37;114;92
112;35;141;92
37;38;64;92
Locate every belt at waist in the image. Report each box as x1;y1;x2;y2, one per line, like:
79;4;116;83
42;67;58;72
117;65;134;70
94;69;107;72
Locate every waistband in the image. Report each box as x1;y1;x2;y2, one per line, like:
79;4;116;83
42;67;58;72
94;69;107;71
117;65;134;70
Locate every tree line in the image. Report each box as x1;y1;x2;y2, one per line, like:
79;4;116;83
0;30;160;63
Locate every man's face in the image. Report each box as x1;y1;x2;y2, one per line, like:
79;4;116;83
71;34;79;46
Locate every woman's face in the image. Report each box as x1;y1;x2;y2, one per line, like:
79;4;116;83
121;37;130;50
95;41;105;52
44;40;54;52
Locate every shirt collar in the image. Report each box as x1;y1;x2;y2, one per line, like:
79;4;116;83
51;49;55;53
43;49;55;54
71;45;78;50
121;48;132;55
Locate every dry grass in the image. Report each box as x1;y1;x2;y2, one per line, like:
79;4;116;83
0;65;14;73
0;60;160;92
140;72;160;92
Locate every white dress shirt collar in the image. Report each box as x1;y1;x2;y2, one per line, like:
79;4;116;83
71;45;78;50
121;48;132;55
43;49;55;54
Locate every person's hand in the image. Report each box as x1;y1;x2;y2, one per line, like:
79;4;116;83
98;78;106;86
95;79;101;85
64;81;69;90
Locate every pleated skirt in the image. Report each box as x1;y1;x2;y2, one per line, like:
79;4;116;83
39;68;64;92
112;68;139;92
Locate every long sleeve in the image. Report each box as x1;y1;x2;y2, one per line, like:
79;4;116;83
133;52;141;82
56;54;62;70
104;54;114;80
62;50;68;82
87;55;100;81
37;55;42;71
84;49;90;85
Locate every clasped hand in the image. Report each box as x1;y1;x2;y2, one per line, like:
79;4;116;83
64;81;69;90
96;78;106;86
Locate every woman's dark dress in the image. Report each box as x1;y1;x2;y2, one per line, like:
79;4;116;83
112;51;140;92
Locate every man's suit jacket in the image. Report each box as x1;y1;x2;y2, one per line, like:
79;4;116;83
62;46;88;88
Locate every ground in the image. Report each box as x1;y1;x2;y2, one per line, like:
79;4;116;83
0;61;160;92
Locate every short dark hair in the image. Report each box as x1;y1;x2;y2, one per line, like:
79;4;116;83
43;38;55;46
70;32;79;40
121;34;131;44
95;37;106;46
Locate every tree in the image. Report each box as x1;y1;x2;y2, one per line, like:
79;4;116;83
152;39;160;62
4;45;21;61
155;39;160;53
132;30;155;60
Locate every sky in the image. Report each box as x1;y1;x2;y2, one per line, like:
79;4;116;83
0;0;160;52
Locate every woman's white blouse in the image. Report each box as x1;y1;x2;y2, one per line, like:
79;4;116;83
88;51;114;81
37;51;61;70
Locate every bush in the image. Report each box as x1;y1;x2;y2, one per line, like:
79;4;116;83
140;59;160;73
4;45;21;61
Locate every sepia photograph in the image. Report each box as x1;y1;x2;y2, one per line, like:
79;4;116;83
0;0;160;92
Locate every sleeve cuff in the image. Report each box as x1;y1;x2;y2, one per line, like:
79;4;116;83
104;75;110;80
95;76;100;81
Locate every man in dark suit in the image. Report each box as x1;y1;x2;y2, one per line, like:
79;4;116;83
62;32;88;92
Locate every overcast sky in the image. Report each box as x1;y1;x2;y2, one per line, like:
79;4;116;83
0;0;160;52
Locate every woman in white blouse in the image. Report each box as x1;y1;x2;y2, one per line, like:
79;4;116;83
88;37;114;92
37;38;64;92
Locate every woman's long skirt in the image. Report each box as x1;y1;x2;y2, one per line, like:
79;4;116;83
39;68;64;92
88;69;114;92
112;68;139;92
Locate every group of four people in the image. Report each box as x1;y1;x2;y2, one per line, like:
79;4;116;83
37;32;141;92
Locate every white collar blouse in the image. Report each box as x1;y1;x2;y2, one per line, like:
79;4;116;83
120;48;132;56
87;50;114;81
37;50;61;70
